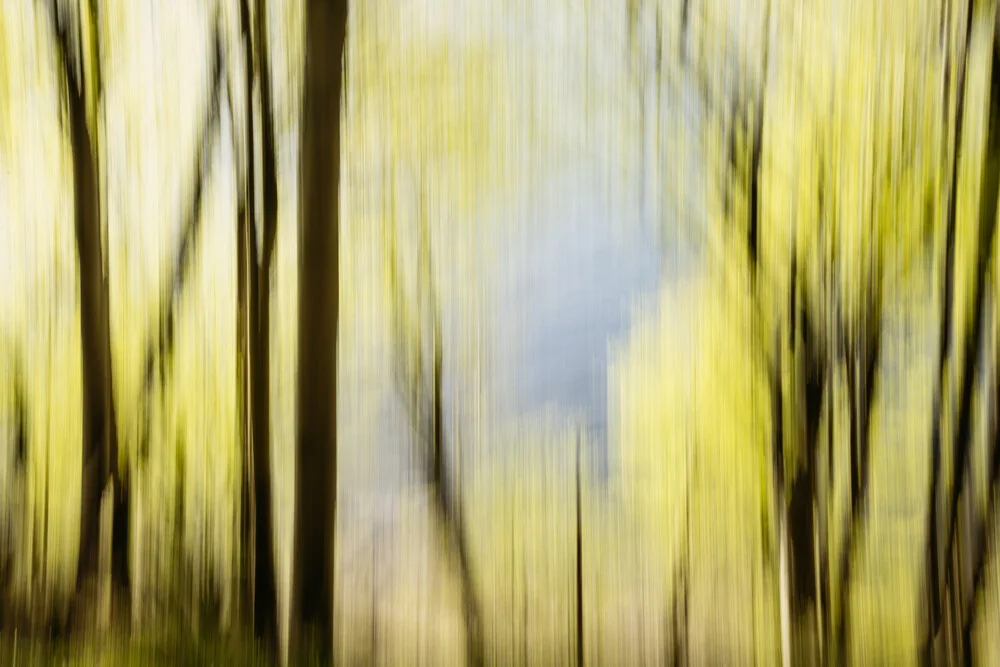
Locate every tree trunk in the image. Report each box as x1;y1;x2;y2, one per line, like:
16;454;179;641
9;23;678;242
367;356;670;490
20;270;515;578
924;5;974;657
576;434;585;667
961;362;1000;661
783;260;828;665
936;41;1000;664
747;0;771;276
238;0;278;643
293;0;349;659
937;35;1000;666
769;347;793;667
252;257;278;642
426;319;484;666
52;12;124;626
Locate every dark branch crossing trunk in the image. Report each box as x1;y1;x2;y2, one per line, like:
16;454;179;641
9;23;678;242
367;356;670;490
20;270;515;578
394;187;485;666
137;36;225;426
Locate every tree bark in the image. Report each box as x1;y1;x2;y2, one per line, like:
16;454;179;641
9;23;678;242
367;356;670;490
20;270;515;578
293;0;348;659
961;357;1000;662
237;0;278;643
924;5;974;657
935;34;1000;666
51;9;124;624
426;310;484;667
747;0;771;276
936;41;1000;663
576;433;585;667
835;331;880;661
770;344;792;667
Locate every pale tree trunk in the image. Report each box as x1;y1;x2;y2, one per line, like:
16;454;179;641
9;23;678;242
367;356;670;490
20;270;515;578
769;345;792;667
779;511;792;667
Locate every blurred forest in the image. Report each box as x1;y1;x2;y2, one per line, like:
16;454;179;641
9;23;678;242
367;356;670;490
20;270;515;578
3;0;1000;665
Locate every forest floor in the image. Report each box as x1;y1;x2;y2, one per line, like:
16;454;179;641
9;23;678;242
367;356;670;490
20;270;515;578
0;632;271;666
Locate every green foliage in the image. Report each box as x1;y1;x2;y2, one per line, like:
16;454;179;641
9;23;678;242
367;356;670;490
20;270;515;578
5;0;1000;662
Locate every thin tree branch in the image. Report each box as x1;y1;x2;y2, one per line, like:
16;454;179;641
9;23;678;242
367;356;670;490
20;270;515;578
137;31;225;422
256;0;279;271
387;178;484;666
747;0;771;276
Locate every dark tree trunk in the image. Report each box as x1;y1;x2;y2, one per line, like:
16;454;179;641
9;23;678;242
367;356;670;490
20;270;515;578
787;354;823;663
384;181;485;662
961;359;1000;661
785;262;831;663
924;5;974;657
747;0;771;277
51;11;123;621
938;38;1000;666
293;0;349;659
251;257;278;642
836;332;880;660
237;0;279;643
679;0;690;64
238;199;252;623
576;434;585;667
425;314;484;666
936;42;1000;662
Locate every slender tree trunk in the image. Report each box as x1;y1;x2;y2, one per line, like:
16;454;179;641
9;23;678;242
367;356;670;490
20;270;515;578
237;0;278;643
961;361;1000;660
816;369;834;664
924;5;974;658
669;436;691;667
679;0;691;64
252;258;278;641
293;0;349;659
936;40;1000;663
255;7;282;639
238;198;252;625
576;433;585;667
783;261;829;664
427;332;484;666
938;33;1000;665
835;333;880;661
51;11;123;627
747;0;771;276
770;346;792;667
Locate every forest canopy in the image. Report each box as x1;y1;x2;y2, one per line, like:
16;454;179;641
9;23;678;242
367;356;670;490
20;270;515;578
3;0;1000;665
